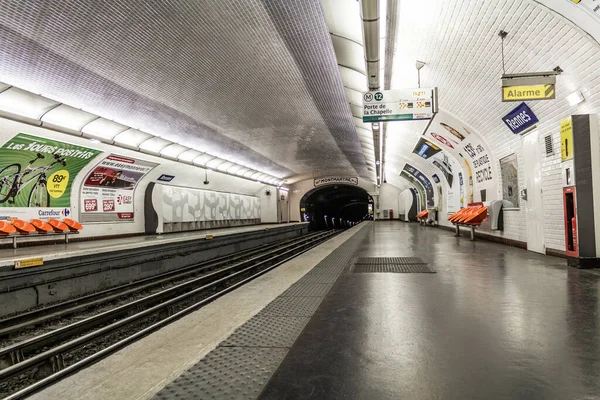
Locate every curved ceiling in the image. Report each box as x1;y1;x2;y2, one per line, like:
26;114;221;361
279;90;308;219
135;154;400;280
1;0;599;191
385;0;600;188
0;0;368;183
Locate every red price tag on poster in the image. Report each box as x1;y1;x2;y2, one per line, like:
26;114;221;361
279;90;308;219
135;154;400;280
83;199;98;212
102;199;115;212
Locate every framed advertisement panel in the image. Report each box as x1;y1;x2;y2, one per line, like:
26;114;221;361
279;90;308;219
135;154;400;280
80;154;157;222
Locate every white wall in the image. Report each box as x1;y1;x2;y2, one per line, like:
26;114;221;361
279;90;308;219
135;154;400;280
0;117;277;238
377;183;402;219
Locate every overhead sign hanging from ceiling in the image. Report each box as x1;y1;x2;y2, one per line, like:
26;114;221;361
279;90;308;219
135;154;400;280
502;102;539;135
362;88;438;122
501;72;557;102
314;177;359;187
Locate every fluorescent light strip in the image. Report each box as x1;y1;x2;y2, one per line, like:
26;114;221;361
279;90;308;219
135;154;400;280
0;82;285;187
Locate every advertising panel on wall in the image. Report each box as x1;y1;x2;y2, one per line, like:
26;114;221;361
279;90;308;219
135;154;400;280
412;137;441;159
424;111;498;203
401;164;435;207
81;154;157;222
0;133;101;220
413;142;461;213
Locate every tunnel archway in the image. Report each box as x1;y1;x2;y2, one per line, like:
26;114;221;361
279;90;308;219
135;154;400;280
299;184;373;230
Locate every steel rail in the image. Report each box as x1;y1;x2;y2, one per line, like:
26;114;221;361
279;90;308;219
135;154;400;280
0;231;328;336
0;230;337;383
3;230;335;400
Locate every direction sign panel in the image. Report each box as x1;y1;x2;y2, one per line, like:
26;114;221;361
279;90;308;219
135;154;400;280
362;88;438;122
502;84;555;101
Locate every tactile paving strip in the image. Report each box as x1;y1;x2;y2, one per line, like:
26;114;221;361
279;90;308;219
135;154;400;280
296;271;341;284
356;257;427;265
279;283;334;297
153;224;371;400
260;296;324;316
353;264;436;273
220;315;311;348
154;346;288;400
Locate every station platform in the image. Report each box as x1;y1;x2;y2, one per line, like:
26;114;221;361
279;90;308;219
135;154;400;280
28;221;600;400
0;223;306;268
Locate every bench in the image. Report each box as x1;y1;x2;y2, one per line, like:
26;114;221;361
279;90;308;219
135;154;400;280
0;218;82;249
448;203;489;240
417;208;438;225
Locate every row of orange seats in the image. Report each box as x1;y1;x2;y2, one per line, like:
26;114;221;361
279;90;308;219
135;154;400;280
448;205;489;226
0;218;83;236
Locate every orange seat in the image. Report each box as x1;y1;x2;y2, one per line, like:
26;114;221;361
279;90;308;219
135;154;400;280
48;218;69;233
31;219;54;234
63;218;83;232
456;207;480;224
0;220;16;235
11;218;35;234
449;208;468;222
417;210;429;219
464;207;488;225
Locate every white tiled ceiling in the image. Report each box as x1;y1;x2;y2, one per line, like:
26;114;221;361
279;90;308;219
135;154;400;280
320;0;377;183
384;0;600;191
0;0;368;183
1;0;598;192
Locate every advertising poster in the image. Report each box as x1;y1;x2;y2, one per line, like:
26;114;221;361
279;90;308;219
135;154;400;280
412;137;442;159
81;155;157;222
0;133;101;220
424;111;498;203
401;164;435;208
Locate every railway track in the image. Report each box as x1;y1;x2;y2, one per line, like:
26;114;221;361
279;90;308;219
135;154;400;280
0;229;338;399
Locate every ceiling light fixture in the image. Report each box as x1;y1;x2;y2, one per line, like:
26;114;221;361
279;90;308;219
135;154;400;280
567;90;585;106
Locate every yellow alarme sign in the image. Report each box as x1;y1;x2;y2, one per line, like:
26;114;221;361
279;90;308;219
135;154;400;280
502;84;555;101
47;170;69;199
561;117;574;161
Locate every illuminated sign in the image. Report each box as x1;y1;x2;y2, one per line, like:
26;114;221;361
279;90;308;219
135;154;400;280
413;137;441;159
362;88;438;122
502;84;555;101
561;117;574;161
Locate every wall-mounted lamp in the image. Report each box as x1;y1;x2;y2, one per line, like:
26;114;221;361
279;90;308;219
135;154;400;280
567;90;585;106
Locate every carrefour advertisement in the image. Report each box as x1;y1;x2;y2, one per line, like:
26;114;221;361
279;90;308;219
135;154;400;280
80;155;157;222
0;133;101;220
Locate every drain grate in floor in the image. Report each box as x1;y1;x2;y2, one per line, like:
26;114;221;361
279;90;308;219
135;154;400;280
355;257;427;265
353;263;436;273
353;257;435;273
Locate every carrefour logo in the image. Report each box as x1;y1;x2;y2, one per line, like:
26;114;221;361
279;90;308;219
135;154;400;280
37;208;70;217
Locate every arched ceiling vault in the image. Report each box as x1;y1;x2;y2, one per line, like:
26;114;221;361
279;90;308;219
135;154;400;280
0;0;599;191
383;0;600;196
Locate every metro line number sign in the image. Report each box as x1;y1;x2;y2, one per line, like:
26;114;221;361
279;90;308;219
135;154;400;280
362;88;438;123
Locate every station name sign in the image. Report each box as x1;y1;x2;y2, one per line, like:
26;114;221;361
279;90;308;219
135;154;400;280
362;88;438;122
314;177;358;187
502;102;539;135
502;74;556;102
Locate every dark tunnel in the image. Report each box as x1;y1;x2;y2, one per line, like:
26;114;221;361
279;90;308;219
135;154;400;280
299;185;373;230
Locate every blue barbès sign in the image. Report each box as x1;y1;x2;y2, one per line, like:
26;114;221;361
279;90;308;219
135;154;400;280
502;102;539;135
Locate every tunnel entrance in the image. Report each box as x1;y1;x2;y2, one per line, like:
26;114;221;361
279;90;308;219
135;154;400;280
299;185;373;230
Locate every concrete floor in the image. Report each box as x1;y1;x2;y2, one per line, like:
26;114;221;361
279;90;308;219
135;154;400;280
260;222;600;400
